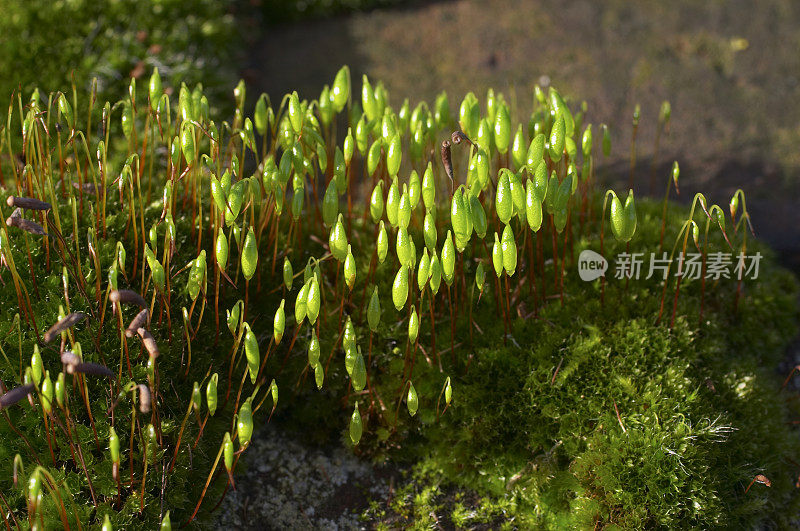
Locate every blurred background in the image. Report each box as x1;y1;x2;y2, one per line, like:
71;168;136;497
2;0;798;267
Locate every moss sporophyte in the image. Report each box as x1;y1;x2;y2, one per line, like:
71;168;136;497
0;63;795;529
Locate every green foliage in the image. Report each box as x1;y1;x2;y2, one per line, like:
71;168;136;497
0;0;238;108
356;203;800;529
0;62;796;530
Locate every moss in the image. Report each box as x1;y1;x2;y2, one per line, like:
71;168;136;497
341;199;800;528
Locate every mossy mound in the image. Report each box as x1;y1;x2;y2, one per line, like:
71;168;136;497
275;200;799;529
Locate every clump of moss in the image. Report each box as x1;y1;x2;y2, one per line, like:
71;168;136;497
0;64;796;530
352;200;800;529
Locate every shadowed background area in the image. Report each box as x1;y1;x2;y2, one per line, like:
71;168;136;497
246;0;800;267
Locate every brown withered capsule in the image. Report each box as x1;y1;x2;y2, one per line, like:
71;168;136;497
440;139;454;186
451;130;475;148
61;351;81;372
137;327;160;359
72;362;114;379
745;474;772;493
43;312;87;343
137;384;151;413
109;289;147;309
0;384;35;410
125;309;150;338
6;196;52;212
6;215;47;236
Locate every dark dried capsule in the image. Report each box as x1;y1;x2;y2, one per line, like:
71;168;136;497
138;384;151;413
6;196;52;212
451;130;475;148
6;215;47;236
125;309;150;338
109;289;147;309
72;362;114;379
61;351;81;370
440;140;454;185
0;384;35;409
137;327;160;358
43;312;86;343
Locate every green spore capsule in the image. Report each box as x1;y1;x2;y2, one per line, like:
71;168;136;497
421;162;435;210
407;382;419;417
306;276;321;324
40;371;53;413
386;177;400;227
441;231;455;286
370;182;385;223
283;258;293;291
308;330;320;366
323;178;339;228
223;432;234;478
386;133;402;177
343;316;357;355
331;65;350;112
417;249;431;291
496;171;513;225
367;139;381;176
55;372;65;408
187;251;207;301
295;282;309;324
377;221;389;264
501;224;517;276
274;300;286;344
244;324;259;384
408;307;419;343
216;232;229;271
237;398;254;447
492;232;503;278
408;170;421;209
494;102;511;154
31;346;42;386
368;288;381;332
207;374;218;416
184;383;199;416
392;266;409;311
429;252;442;295
397;185;412;229
526;179;543;232
396;227;413;267
241;227;258;281
344;245;357;290
350;402;363;445
352;351;366;392
314;362;324;390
